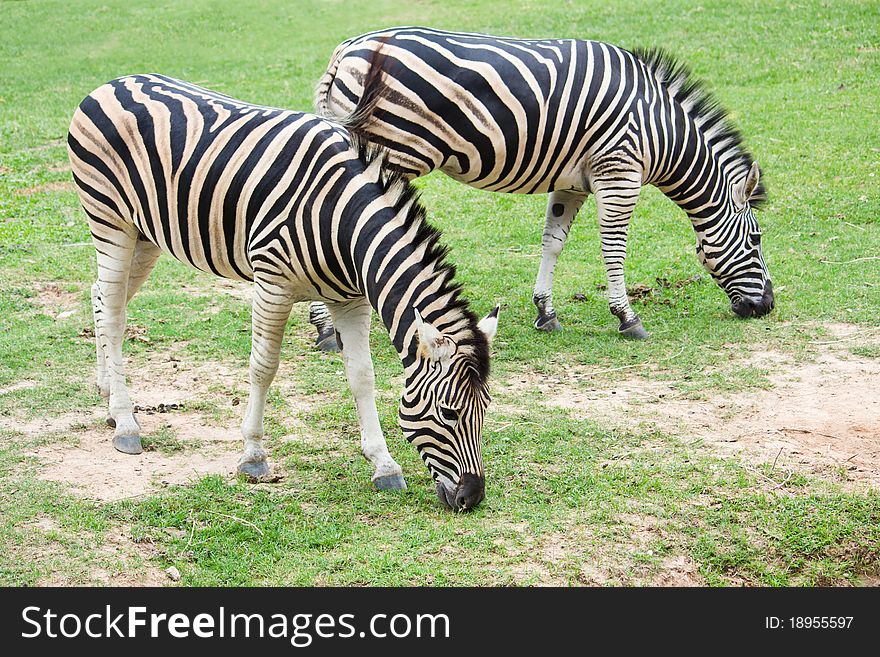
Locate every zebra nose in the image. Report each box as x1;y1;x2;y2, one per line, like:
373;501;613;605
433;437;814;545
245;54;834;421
758;279;775;316
454;473;485;511
732;280;774;319
731;297;755;318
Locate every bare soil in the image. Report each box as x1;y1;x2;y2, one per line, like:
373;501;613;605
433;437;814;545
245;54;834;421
507;513;704;586
20;354;317;502
17;515;166;586
14;181;76;195
509;323;880;490
30;281;83;319
33;416;242;503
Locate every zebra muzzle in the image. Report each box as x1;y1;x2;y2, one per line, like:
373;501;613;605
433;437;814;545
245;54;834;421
731;279;775;319
436;473;485;511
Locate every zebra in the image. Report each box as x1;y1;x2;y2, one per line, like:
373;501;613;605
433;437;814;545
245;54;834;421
66;73;500;510
306;26;773;350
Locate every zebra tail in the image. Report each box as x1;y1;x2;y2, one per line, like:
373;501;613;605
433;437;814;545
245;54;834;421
317;36;391;136
313;41;348;118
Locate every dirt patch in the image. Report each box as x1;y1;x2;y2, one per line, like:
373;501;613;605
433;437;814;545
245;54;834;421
129;354;248;410
22;353;318;502
652;554;704;586
95;525;167;586
0;380;39;396
180;278;253;304
29;281;83;318
6;409;103;438
33;416;241;502
507;512;704;586
14;181;76;195
512;324;880;489
213;278;252;302
26;517;167;586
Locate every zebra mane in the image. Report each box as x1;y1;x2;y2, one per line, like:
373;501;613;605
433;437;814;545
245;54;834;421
350;133;491;388
631;47;767;208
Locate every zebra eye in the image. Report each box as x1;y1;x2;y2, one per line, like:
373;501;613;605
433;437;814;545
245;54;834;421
438;406;459;425
749;232;762;247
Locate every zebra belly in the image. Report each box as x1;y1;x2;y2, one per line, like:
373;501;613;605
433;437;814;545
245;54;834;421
129;222;341;307
439;161;585;195
134;227;254;284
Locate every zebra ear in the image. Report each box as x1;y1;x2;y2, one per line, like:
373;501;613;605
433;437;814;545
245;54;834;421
414;309;456;362
733;162;761;209
477;305;500;344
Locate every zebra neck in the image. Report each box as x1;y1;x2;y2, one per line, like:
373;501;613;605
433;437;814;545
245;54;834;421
648;102;741;227
352;208;472;368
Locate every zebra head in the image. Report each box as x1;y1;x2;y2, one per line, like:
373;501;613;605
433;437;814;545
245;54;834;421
695;162;774;319
399;307;499;511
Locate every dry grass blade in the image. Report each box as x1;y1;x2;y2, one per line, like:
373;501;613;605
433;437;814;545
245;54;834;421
820;256;880;264
205;510;264;536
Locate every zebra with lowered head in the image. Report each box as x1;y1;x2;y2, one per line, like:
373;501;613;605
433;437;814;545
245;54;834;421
307;26;773;350
67;73;499;510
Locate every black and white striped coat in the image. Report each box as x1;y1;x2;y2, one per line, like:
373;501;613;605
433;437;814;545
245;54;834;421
67;74;499;510
310;26;773;344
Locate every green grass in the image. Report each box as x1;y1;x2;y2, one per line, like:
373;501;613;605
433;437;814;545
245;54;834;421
1;0;878;586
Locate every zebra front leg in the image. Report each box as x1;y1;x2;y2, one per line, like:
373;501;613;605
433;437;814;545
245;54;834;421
308;301;340;352
328;298;406;491
93;234;143;454
237;279;295;481
594;177;649;339
533;190;586;331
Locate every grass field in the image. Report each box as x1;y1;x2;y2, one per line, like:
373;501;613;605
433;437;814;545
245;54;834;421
0;0;878;586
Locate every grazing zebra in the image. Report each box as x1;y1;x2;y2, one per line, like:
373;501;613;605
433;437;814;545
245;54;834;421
67;74;500;510
307;26;773;349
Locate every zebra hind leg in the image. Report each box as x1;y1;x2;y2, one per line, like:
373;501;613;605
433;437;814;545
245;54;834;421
125;238;162;304
308;301;340;352
99;238;163;429
92;231;143;454
532;190;586;332
237;278;295;482
91;282;110;400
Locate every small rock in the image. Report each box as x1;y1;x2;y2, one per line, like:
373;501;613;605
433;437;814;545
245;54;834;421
165;566;181;581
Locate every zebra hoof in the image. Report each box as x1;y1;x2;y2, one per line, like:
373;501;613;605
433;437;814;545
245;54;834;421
106;416;116;428
373;472;407;491
618;318;649;340
534;314;562;332
112;435;143;455
315;329;340;353
237;459;275;482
